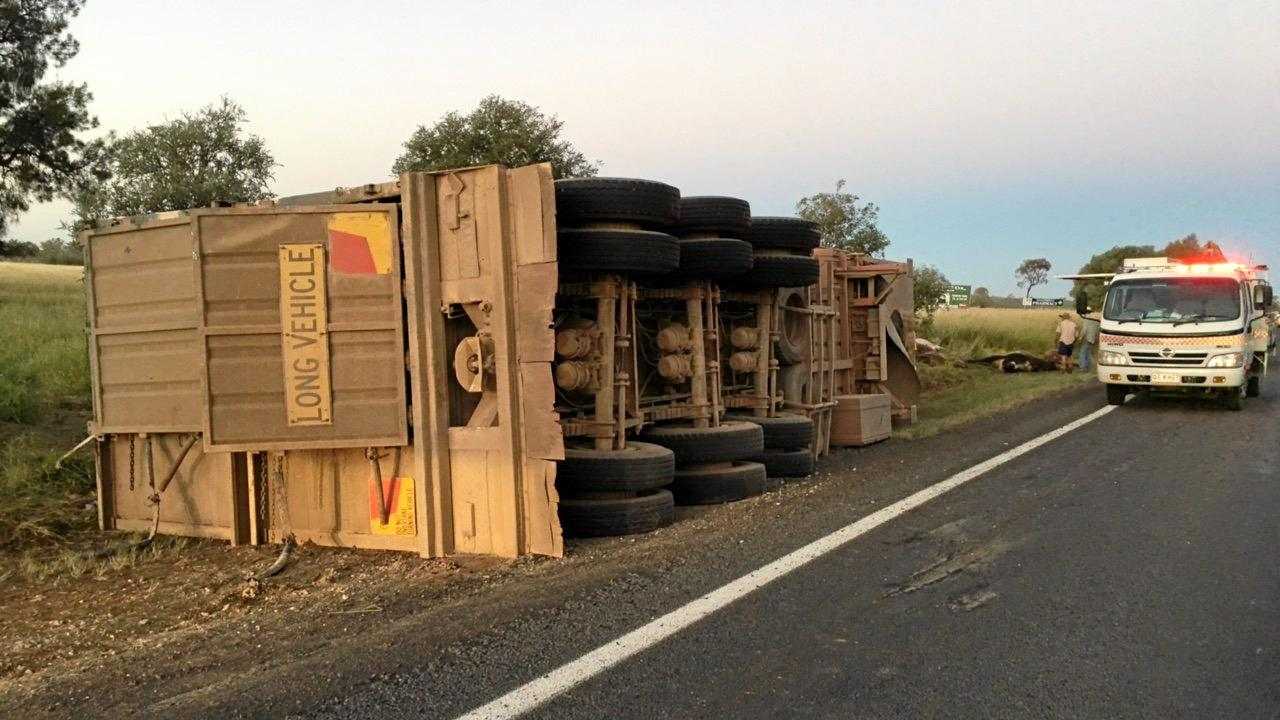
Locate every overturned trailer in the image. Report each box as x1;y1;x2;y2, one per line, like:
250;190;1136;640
82;164;919;560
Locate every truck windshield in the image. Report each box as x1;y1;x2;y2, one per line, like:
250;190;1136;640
1103;277;1241;323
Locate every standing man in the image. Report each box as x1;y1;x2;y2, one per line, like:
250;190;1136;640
1078;309;1100;372
1055;312;1078;370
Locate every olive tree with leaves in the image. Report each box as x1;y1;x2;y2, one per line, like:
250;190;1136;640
0;0;106;238
393;95;599;178
794;179;889;255
71;97;275;229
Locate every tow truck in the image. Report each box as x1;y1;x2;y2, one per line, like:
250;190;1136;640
1066;258;1274;410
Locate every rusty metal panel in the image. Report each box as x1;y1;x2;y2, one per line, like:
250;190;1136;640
85;217;204;433
193;206;408;451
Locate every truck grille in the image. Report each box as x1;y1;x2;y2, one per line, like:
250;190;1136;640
1127;351;1207;366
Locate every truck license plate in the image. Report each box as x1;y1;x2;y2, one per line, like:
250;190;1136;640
1152;373;1180;385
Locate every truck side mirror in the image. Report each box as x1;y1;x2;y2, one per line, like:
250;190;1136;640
1256;285;1273;310
1075;292;1089;315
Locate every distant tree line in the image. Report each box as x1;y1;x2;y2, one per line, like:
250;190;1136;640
1072;234;1224;309
0;235;81;264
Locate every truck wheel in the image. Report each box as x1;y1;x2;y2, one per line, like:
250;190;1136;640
1246;374;1261;398
745;217;821;252
1105;384;1128;406
732;254;820;289
748;448;814;479
724;412;814;450
1223;385;1245;411
557;442;675;494
671;461;767;505
773;288;810;365
640;420;764;465
555;177;681;228
557;229;680;275
559;490;674;537
778;363;810;404
676;238;753;279
675;196;751;236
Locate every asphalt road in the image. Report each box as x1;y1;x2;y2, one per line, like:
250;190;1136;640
315;376;1279;720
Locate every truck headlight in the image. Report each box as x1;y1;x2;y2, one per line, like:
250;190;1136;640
1099;350;1129;366
1206;352;1243;368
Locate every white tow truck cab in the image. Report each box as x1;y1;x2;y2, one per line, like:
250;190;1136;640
1074;258;1273;410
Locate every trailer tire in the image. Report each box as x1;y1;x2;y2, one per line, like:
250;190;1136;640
778;363;810;404
748;448;815;478
774;287;810;365
557;229;680;275
677;238;753;280
640;420;764;465
675;196;752;236
733;254;820;289
557;442;675;494
559;490;675;537
671;461;767;505
724;412;814;450
1105;384;1128;406
1246;374;1261;398
746;217;821;252
555;177;681;228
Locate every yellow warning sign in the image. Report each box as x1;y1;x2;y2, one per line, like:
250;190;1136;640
370;476;416;536
279;243;332;426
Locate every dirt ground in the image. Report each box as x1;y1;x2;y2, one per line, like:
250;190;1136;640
0;471;827;715
0;383;1102;718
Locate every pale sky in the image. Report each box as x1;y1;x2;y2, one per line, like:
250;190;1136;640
13;0;1280;295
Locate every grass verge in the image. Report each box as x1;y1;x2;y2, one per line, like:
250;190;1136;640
899;367;1093;440
0;261;94;550
901;307;1094;439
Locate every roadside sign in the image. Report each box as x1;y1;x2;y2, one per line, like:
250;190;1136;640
1024;297;1065;308
944;284;971;306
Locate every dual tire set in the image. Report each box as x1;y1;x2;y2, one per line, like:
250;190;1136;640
553;178;823;538
554;178;822;285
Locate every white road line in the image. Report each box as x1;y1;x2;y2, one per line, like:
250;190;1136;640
455;404;1117;720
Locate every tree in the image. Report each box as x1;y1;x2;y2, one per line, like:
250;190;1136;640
0;0;106;238
1071;244;1155;308
794;179;890;255
911;264;950;333
392;95;599;178
970;286;992;308
1014;257;1052;298
1162;233;1226;263
71;97;275;228
1071;233;1226;308
0;237;36;257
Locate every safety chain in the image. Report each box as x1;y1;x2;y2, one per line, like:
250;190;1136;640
255;453;268;528
128;435;136;492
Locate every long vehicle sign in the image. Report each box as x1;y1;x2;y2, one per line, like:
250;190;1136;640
278;243;333;426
